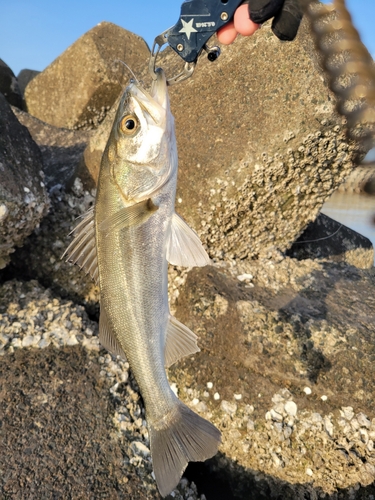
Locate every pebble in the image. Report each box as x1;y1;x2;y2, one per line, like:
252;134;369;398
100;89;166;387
273;402;285;415
360;428;369;444
284;401;297;417
234;393;242;400
196;401;208;413
351;418;360;431
283;426;293;439
247;419;255;431
303;387;312;395
357;412;371;428
213;392;220;400
11;338;22;348
237;273;253;282
130;441;150;458
271;452;282;468
38;338;51;349
306;468;313;476
311;413;323;424
221;400;237;416
207;382;213;389
270;409;283;422
22;335;41;347
0;204;9;222
244;404;254;414
66;335;79;346
324;416;334;437
341;406;354;421
321;395;328;401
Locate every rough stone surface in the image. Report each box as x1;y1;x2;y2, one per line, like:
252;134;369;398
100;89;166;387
83;93;122;183
287;213;374;269
0;280;204;500
12;106;92;190
0;59;22;108
83;20;366;261
17;68;40;96
169;21;365;261
6;179;99;315
168;258;375;498
0;93;49;269
24;22;150;130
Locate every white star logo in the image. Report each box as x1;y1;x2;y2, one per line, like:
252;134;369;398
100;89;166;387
179;19;197;40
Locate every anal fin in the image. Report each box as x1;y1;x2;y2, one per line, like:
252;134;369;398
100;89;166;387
165;315;200;368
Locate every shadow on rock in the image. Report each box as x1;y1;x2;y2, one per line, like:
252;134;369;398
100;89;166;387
185;453;375;500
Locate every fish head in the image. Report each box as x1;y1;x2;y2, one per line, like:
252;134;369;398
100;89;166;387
106;68;176;201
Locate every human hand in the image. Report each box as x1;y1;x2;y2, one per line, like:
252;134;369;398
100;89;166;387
217;0;302;45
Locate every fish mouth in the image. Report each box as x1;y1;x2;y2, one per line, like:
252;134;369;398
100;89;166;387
128;69;168;125
150;68;168;109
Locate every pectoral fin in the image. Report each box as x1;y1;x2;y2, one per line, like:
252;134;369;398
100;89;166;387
165;315;200;368
166;213;211;267
99;198;158;234
62;207;99;284
99;306;126;359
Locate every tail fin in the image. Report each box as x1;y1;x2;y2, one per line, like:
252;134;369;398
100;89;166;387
148;402;221;497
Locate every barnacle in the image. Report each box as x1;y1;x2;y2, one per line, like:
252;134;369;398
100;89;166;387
302;0;375;149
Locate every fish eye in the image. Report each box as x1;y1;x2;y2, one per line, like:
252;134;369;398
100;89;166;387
120;114;139;135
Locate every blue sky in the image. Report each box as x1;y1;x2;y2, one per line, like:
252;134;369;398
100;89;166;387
1;1;374;76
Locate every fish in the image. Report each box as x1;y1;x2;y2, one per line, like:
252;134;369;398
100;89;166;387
63;67;221;497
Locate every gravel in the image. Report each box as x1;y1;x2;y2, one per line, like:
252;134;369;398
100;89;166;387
0;279;207;499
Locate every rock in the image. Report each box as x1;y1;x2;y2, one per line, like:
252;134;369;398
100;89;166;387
12;106;92;190
0;279;206;500
82;93;122;183
286;213;374;269
24;22;150;130
169;19;366;261
0;59;22;108
17;68;40;96
6;179;99;315
167;257;375;498
0;93;49;269
83;19;366;260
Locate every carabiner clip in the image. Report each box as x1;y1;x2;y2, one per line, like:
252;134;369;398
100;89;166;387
149;29;196;86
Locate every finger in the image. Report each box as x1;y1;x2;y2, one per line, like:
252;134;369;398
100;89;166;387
217;21;238;45
234;4;260;36
272;0;302;41
248;0;284;24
